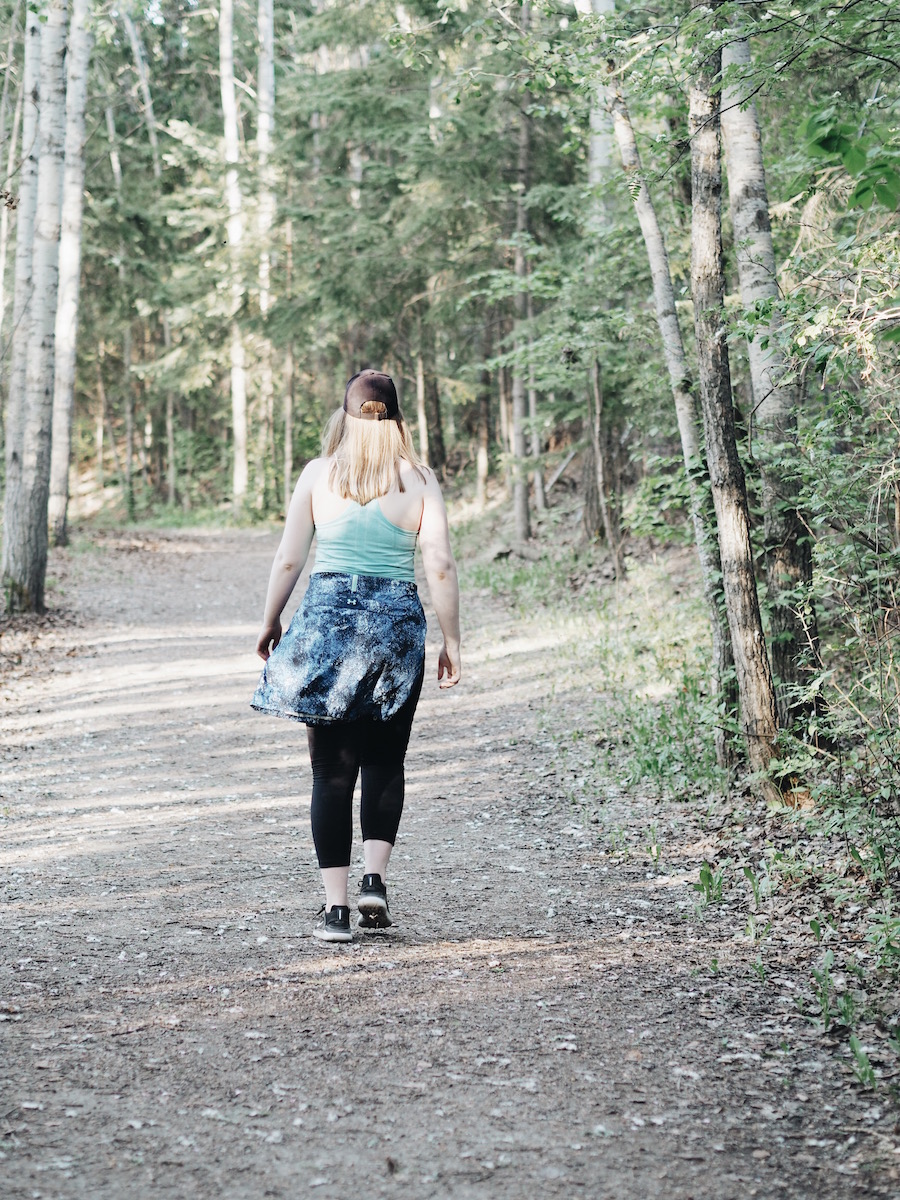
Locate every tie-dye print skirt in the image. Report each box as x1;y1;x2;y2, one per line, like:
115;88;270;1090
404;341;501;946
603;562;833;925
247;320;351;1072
251;572;427;725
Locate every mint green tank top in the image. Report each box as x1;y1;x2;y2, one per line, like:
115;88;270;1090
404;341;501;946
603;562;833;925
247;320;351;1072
312;499;418;582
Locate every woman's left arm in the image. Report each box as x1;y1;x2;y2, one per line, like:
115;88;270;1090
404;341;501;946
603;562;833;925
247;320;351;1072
256;461;319;660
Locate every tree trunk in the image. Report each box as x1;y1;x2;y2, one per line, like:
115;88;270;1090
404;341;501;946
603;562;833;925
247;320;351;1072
255;0;275;512
689;37;779;791
282;207;294;514
122;15;177;510
511;1;532;542
526;291;546;511
609;85;738;766
3;0;67;613
415;348;430;464
475;356;491;511
219;0;248;509
0;37;23;364
721;35;815;726
425;370;445;475
1;10;40;601
589;360;625;577
95;345;106;492
48;0;91;546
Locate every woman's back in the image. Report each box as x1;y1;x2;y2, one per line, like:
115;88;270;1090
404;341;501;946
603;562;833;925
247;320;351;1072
310;456;426;531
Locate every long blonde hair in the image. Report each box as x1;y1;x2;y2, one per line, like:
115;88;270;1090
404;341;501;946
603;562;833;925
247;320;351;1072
322;409;427;505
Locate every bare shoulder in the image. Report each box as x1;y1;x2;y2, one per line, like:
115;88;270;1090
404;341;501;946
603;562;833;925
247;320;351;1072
398;460;435;496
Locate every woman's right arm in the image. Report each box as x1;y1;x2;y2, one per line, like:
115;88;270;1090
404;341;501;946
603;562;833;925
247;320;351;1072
255;460;320;660
418;471;461;688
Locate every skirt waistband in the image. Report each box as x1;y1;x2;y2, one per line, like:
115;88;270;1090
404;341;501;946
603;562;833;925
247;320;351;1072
309;571;419;598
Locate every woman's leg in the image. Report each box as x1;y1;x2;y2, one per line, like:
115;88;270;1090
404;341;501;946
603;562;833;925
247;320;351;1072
359;671;424;881
307;723;360;907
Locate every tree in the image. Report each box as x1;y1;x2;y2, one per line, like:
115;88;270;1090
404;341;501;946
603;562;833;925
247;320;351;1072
48;0;92;546
688;16;778;790
510;0;532;543
1;7;39;599
219;0;248;508
3;0;68;613
720;33;814;726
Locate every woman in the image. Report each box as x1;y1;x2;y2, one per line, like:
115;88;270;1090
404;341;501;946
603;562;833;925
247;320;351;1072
252;369;461;943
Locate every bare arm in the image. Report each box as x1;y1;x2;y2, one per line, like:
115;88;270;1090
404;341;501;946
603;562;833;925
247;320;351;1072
418;471;461;688
255;461;319;660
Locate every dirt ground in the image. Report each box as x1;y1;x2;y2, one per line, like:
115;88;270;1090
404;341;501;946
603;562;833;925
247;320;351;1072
2;527;899;1199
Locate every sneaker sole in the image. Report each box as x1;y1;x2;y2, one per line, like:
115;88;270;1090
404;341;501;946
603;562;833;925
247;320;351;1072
357;895;392;929
312;926;353;943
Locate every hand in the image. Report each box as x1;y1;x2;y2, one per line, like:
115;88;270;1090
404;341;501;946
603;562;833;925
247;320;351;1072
256;621;282;661
437;642;461;689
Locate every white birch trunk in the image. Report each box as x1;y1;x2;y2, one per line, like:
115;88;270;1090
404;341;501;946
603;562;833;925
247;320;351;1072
255;0;275;510
48;0;92;545
104;103;135;519
3;0;67;612
0;0;25;360
0;77;23;390
689;47;779;791
510;1;531;542
609;86;738;763
415;348;430;464
219;0;248;507
1;9;39;546
721;36;812;724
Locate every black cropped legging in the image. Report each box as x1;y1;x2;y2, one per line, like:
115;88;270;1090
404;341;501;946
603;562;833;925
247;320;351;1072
306;672;423;869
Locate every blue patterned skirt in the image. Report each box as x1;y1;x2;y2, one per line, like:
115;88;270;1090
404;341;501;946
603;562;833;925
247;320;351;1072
251;572;427;726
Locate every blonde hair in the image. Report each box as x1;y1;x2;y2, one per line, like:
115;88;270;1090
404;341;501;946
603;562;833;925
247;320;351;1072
321;409;427;505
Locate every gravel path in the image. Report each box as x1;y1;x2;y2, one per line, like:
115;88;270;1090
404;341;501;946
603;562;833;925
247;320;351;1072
1;528;896;1198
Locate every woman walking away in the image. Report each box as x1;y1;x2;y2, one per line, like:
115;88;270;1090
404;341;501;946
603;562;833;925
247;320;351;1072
251;369;461;943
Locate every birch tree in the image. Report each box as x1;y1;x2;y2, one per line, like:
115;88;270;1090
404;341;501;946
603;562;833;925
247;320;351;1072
219;0;248;508
510;0;532;543
103;103;135;519
689;29;779;789
256;0;275;509
575;0;623;575
0;0;24;358
48;0;92;546
608;85;737;764
1;8;39;599
3;0;67;613
721;35;813;725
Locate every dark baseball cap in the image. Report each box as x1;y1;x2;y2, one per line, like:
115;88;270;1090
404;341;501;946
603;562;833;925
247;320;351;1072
343;369;400;421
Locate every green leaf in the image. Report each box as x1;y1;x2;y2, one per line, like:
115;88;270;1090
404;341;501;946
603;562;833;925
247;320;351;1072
841;144;867;176
874;182;899;210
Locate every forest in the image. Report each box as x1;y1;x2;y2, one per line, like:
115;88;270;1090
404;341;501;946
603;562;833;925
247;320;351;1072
2;0;900;1177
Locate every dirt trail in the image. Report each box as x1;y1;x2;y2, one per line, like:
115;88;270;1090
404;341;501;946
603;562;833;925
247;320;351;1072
1;529;896;1199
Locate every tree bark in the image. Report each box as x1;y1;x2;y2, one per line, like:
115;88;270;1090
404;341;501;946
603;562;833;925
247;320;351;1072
526;290;546;511
425;370;445;474
219;0;248;509
1;9;40;601
255;0;275;511
589;360;625;577
48;0;92;546
0;22;23;364
415;348;430;464
3;0;67;612
282;206;294;515
609;84;737;765
511;1;532;542
721;35;814;726
689;36;779;790
475;343;491;512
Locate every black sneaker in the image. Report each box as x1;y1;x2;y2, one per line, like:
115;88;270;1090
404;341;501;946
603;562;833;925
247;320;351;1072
313;904;352;943
357;874;392;929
